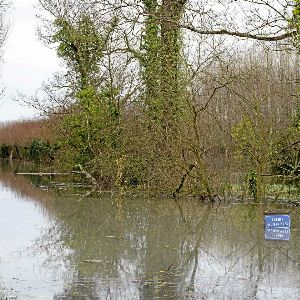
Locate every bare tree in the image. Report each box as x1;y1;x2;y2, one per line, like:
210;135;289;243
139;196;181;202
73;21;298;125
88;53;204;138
0;0;10;94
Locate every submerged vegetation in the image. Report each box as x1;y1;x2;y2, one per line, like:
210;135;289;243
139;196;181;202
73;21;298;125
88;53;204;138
1;1;300;201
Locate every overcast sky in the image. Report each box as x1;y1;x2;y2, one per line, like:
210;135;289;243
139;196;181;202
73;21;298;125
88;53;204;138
0;0;60;121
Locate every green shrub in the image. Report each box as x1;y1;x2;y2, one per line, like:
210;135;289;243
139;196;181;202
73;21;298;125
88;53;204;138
28;139;57;164
0;144;11;158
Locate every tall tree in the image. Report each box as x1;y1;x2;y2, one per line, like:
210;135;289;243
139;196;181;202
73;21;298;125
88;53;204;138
38;2;120;166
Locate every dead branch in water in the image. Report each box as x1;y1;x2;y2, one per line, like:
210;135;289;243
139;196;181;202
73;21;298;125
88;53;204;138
17;167;99;188
17;172;70;176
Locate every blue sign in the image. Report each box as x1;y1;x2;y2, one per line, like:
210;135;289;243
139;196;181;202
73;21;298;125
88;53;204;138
264;214;291;229
264;213;291;241
265;227;291;241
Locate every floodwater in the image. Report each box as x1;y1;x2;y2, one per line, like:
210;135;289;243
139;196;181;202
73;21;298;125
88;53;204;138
0;161;300;299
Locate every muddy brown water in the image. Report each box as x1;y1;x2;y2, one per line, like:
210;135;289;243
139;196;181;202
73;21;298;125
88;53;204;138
0;161;300;299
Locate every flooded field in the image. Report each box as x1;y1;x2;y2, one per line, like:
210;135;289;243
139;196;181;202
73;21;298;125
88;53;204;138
0;161;300;299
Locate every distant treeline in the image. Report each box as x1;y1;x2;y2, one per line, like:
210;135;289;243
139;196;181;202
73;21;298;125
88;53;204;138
0;120;57;163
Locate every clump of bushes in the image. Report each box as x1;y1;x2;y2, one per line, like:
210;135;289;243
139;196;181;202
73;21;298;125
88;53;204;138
0;139;58;163
28;139;57;163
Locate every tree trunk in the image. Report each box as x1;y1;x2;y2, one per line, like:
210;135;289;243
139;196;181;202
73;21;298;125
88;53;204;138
142;0;161;120
160;0;186;125
256;161;264;203
9;148;13;160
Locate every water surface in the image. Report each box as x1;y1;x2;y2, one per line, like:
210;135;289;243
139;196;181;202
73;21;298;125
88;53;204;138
0;161;300;299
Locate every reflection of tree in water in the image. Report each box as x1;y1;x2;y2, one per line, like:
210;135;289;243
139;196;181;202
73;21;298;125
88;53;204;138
1;161;300;299
0;160;53;211
50;197;187;299
37;195;300;299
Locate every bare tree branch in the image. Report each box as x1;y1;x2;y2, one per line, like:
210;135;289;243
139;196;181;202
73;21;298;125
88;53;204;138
182;24;293;41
